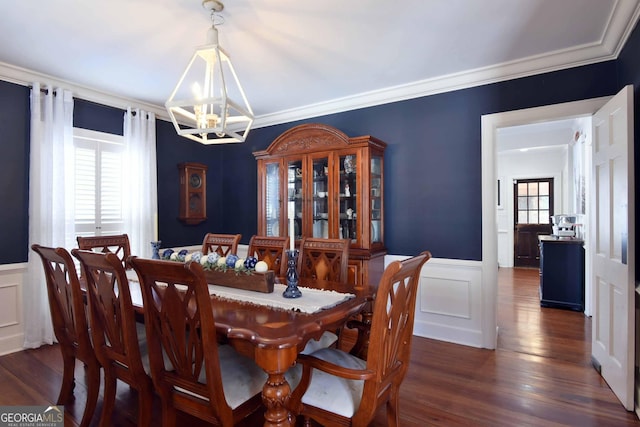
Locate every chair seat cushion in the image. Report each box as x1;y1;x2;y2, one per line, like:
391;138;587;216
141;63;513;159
299;331;338;355
194;344;268;409
292;348;367;418
136;322;152;375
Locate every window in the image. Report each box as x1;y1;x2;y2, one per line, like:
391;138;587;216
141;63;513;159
515;178;553;225
73;128;125;237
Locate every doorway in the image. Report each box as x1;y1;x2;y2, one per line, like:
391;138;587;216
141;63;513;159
513;178;554;268
481;96;608;350
484;89;635;412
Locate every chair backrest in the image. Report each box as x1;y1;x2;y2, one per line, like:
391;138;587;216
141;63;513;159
247;235;288;276
129;257;236;423
71;249;147;382
76;234;132;269
298;237;349;282
201;233;241;257
31;244;93;358
359;251;431;418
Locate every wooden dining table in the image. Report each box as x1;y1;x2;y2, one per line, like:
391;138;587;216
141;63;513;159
125;272;372;426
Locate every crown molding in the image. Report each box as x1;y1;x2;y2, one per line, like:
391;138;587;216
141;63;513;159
2;1;638;130
254;0;640;128
0;61;169;119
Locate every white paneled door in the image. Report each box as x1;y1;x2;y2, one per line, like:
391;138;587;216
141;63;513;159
590;85;634;410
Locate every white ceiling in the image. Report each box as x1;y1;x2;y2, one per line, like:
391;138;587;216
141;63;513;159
0;0;638;127
497;118;579;153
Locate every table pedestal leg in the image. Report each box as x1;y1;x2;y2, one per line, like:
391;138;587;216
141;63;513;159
255;347;297;427
262;373;294;427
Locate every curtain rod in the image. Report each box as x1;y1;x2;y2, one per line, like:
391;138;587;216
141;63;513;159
28;85;150;118
27;85;56;96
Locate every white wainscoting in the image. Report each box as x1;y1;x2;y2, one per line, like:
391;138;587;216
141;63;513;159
497;228;511;268
0;263;26;355
4;247;485;356
386;255;484;348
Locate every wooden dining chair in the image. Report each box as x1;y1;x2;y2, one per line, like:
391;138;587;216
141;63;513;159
31;244;101;427
201;233;242;257
71;249;154;427
247;235;288;276
76;233;132;269
295;237;351;354
297;237;350;281
287;251;432;427
129;257;267;427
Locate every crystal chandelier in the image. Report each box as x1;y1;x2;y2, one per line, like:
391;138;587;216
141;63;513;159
165;0;253;144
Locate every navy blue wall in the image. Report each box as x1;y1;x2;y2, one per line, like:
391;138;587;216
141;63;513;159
0;81;30;263
74;99;123;135
3;20;640;263
156;60;617;259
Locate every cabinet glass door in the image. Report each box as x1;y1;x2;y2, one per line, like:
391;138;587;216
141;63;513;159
311;157;329;238
265;162;280;236
287;159;303;241
339;153;358;243
370;155;382;244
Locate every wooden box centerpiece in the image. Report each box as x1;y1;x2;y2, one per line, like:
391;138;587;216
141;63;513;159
203;268;275;293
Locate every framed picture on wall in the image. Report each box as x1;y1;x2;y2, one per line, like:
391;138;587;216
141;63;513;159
497;177;505;209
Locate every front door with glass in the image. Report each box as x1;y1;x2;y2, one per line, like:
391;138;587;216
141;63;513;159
513;178;554;268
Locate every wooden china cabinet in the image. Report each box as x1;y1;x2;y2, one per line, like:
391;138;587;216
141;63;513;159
253;123;387;287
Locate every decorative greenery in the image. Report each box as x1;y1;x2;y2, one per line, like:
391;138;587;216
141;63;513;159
161;248;257;276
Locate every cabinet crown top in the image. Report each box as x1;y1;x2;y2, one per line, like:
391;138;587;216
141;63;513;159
253;123;386;158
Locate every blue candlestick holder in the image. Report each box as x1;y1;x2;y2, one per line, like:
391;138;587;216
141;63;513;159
283;249;302;298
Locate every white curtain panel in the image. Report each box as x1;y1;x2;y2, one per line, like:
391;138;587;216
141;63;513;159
123;108;158;258
24;83;75;348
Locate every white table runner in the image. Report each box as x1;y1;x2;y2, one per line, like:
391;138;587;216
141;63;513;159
207;283;355;314
128;270;354;314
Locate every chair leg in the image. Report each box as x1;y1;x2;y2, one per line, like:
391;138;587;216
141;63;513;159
136;383;153;427
79;361;100;427
57;353;76;405
160;398;177;427
386;388;400;427
99;370;117;427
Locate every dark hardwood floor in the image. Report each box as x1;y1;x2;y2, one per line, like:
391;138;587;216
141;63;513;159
0;267;638;426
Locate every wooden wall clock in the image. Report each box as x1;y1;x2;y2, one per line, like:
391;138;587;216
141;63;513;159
178;162;207;224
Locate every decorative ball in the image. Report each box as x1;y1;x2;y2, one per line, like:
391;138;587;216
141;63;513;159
244;256;258;269
199;256;208;266
162;248;174;259
235;258;245;269
170;252;178;261
177;249;188;262
217;256;227;266
184;253;193;262
255;260;268;273
226;254;239;267
207;253;220;264
191;251;202;263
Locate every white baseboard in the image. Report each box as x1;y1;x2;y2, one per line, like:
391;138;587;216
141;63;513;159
0;333;25;356
413;320;484;348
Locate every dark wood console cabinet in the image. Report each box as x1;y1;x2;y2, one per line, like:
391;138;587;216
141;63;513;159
538;235;585;311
